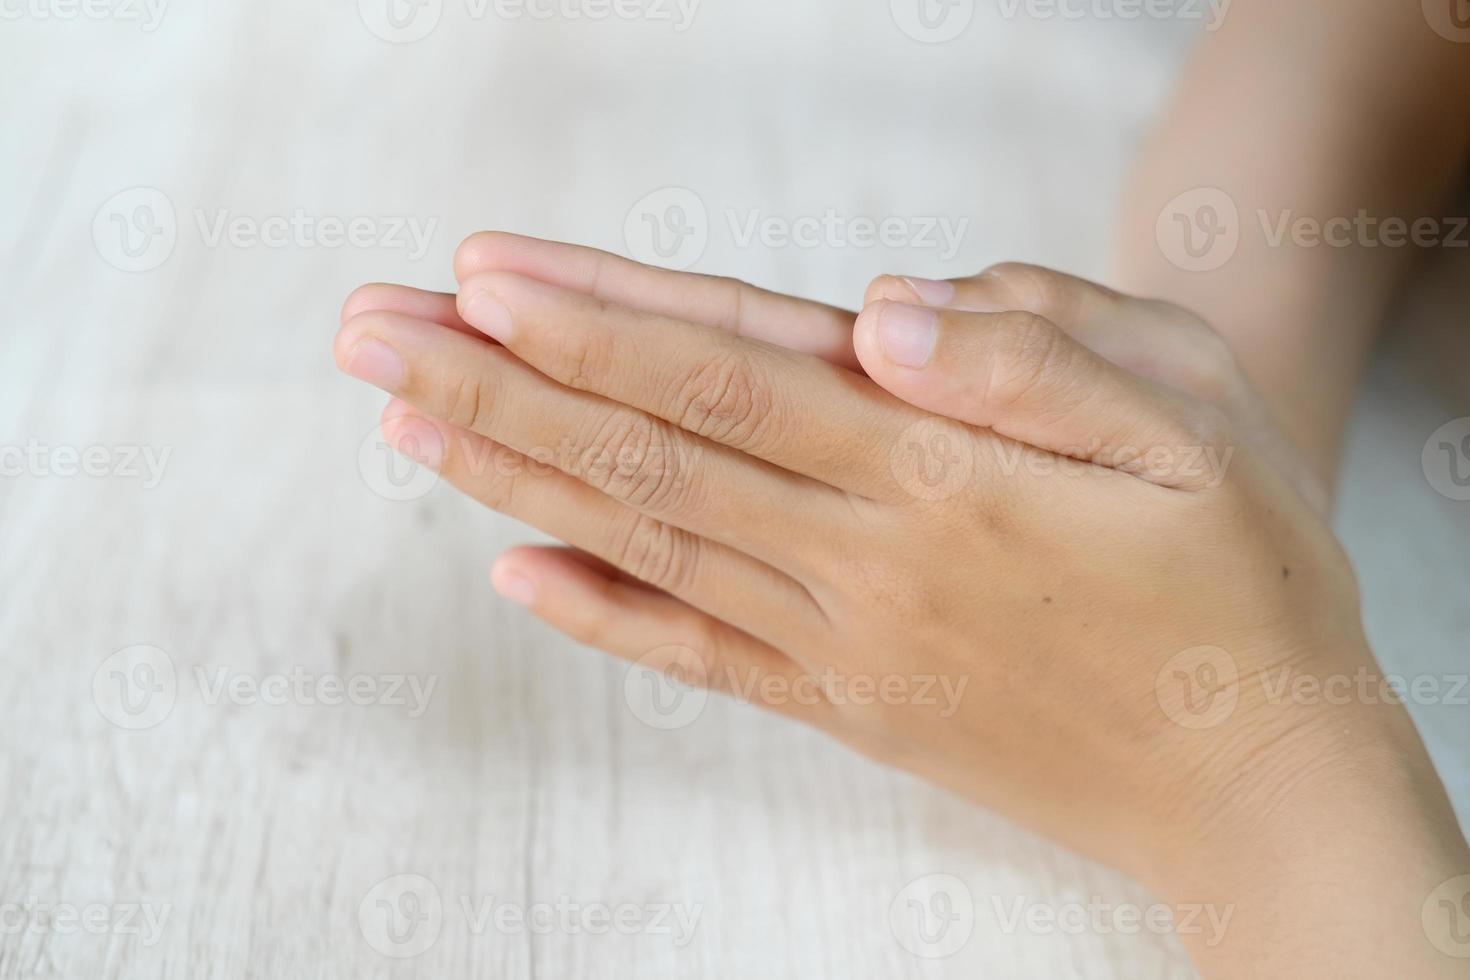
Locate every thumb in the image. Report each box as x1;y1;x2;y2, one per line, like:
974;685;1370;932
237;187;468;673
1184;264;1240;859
853;301;1231;490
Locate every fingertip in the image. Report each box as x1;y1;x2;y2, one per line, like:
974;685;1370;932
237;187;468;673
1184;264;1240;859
380;397;413;426
341;283;394;325
864;274;955;308
863;275;913;307
456;271;526;343
454;230;527;283
379;410;445;471
490;550;540;608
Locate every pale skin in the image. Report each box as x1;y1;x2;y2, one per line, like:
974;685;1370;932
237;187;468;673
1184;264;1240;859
330;3;1470;975
335;234;1466;980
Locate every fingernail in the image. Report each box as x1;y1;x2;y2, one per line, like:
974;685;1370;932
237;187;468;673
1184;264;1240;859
344;337;405;390
900;276;956;306
463;291;515;344
878;303;939;368
493;568;537;607
384;416;444;470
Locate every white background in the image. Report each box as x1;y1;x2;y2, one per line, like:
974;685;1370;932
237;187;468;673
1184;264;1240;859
1;1;1467;976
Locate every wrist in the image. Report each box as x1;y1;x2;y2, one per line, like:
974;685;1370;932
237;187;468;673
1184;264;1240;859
1144;700;1469;978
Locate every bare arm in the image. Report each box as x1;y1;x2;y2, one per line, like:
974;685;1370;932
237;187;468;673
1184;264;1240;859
1113;0;1470;494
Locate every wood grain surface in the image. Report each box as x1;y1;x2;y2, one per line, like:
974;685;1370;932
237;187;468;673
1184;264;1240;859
1;4;1465;977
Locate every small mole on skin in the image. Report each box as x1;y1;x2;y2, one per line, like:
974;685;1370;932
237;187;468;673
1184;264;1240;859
1282;565;1291;580
1042;596;1052;604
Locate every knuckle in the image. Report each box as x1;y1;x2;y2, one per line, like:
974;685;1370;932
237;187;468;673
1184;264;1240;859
444;371;497;433
1185;401;1235;453
559;304;617;392
977;262;1070;319
1168;309;1243;406
476;457;521;513
672;350;775;452
710;275;749;333
979;311;1069;411
614;514;699;593
593;411;694;513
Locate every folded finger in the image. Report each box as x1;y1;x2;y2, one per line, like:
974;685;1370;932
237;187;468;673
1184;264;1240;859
378;404;827;649
455;271;923;500
340;313;851;576
454;232;860;369
491;544;834;725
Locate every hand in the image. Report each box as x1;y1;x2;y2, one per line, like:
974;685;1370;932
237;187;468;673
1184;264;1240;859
348;234;1325;512
337;237;1466;977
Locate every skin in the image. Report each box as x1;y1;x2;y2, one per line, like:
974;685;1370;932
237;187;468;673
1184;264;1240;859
336;233;1468;979
1114;0;1470;495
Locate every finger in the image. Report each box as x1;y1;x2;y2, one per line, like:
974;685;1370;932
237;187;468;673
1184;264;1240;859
455;271;922;499
342;283;479;338
865;264;1236;402
454;232;860;370
377;404;826;649
853;302;1229;491
490;544;833;725
341;312;850;575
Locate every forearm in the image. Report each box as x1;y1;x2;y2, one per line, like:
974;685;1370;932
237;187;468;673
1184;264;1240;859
1112;0;1470;495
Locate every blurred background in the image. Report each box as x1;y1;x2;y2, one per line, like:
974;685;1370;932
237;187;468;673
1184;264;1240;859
2;2;1466;977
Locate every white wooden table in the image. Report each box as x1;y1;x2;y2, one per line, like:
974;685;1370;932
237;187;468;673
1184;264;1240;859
2;3;1465;977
